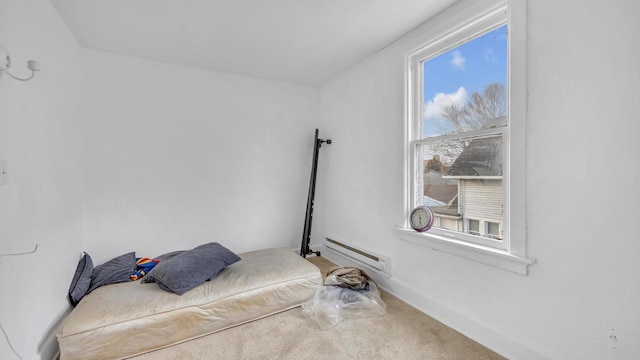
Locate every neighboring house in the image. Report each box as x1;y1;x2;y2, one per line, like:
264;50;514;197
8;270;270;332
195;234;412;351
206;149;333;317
424;136;503;239
423;170;461;232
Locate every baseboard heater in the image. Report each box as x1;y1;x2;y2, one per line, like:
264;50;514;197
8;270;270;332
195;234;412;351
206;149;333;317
324;237;391;278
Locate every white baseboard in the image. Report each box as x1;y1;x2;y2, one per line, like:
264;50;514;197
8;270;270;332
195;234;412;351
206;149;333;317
320;246;561;360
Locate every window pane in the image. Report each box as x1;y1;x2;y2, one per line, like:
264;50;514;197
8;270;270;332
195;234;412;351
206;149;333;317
422;135;503;178
420;135;503;241
487;222;501;239
468;219;480;235
422;25;508;139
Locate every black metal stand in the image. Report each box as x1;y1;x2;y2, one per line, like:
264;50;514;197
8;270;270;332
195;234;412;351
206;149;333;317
300;129;331;258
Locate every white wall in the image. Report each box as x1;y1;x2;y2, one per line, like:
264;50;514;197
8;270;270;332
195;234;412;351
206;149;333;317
0;0;85;359
315;0;640;359
82;50;319;264
1;2;319;357
3;0;638;359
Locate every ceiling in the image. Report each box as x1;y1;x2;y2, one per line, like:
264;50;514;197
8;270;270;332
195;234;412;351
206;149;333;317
50;0;457;86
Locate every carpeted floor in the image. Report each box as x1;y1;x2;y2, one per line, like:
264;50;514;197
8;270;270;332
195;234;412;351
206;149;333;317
129;256;505;360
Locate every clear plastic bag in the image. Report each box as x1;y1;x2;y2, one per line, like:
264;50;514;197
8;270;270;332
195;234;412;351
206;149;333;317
301;282;386;330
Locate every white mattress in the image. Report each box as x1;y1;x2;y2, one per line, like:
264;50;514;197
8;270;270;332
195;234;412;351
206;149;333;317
57;247;322;360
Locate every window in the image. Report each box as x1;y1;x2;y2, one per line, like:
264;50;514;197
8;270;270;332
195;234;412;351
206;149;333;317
487;221;501;239
412;12;507;250
395;0;534;275
468;219;480;236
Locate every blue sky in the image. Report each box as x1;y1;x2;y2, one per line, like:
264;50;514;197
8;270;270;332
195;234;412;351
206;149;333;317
422;25;507;137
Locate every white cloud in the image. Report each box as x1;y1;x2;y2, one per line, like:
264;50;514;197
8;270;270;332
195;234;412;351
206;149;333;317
424;87;468;122
450;50;465;70
484;47;495;62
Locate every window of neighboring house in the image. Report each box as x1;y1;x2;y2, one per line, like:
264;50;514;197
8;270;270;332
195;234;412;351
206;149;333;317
468;219;481;236
396;0;534;275
487;221;501;239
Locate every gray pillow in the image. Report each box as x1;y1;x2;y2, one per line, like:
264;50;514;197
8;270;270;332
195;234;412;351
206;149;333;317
156;250;186;262
145;242;240;295
87;252;136;294
141;250;185;283
68;253;94;306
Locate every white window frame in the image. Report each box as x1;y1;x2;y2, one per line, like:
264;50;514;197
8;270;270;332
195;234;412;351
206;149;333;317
394;0;535;275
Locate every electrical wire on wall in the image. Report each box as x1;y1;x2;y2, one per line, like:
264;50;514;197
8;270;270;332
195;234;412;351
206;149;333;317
0;323;23;360
0;244;40;258
0;244;41;360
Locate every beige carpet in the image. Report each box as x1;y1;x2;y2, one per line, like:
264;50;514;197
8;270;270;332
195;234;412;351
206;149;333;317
131;256;505;360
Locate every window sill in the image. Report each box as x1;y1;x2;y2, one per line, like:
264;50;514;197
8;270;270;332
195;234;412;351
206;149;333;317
393;227;535;275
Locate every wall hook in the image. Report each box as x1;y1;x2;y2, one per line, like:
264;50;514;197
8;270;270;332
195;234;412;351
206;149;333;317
0;44;41;82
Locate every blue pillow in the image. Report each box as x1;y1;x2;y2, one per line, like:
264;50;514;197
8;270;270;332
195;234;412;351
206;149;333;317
68;253;94;306
144;242;240;295
87;252;136;294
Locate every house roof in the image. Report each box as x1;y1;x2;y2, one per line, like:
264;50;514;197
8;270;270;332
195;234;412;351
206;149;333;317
424;184;458;204
446;136;502;177
423;196;445;207
423;170;458;205
429;200;460;218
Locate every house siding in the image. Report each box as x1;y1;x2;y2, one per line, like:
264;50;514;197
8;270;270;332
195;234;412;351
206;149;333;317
460;179;502;221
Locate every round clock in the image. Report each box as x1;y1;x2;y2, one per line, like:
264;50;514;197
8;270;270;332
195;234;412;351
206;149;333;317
409;206;434;232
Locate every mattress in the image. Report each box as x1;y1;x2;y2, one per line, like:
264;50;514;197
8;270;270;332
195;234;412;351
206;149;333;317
57;247;322;360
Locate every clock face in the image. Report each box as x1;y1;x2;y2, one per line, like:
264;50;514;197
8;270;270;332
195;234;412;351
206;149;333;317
410;206;434;232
